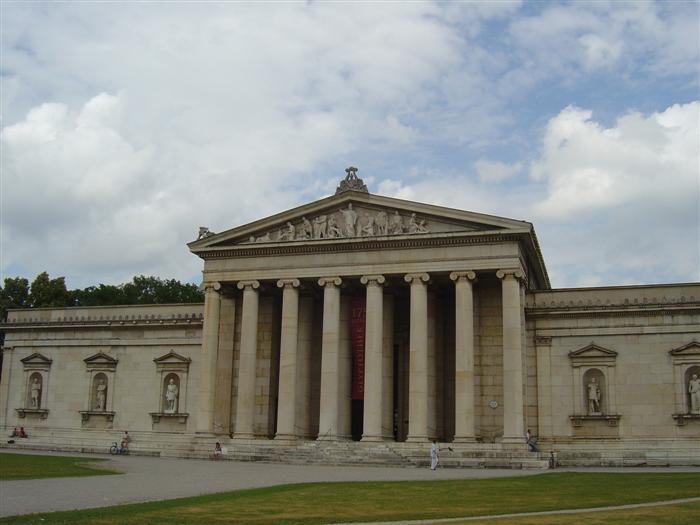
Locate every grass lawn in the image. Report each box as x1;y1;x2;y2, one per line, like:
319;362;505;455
446;501;700;525
1;472;698;525
0;452;118;480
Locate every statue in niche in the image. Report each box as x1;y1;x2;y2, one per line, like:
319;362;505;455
340;204;358;237
587;377;601;414
165;378;179;413
327;215;342;238
30;377;41;408
361;213;376;236
313;215;327;239
390;210;404;235
297;217;312;240
689;374;700;414
375;211;388;235
95;379;107;411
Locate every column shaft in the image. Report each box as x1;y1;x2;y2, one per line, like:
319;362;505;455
451;271;477;442
381;293;395;439
234;280;260;439
361;275;385;441
405;273;430;442
318;277;343;439
498;270;525;441
197;283;221;433
275;279;300;439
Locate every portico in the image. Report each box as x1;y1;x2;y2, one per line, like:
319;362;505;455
189;170;547;443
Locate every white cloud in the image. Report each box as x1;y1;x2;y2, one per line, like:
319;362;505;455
475;159;522;183
530;102;700;286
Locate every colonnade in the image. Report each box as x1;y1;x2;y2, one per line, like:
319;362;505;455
197;269;525;443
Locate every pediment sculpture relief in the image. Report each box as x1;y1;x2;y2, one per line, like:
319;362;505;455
246;204;430;243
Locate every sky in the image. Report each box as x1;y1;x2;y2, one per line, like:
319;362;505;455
1;1;698;290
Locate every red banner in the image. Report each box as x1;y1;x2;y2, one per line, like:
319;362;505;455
350;295;366;400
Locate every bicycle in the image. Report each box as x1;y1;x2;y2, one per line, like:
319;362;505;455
109;441;129;455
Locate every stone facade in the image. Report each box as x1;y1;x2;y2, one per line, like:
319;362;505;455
1;175;698;466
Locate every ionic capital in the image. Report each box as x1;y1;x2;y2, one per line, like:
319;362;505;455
496;269;525;282
318;276;342;288
203;282;222;293
276;278;300;289
360;274;386;286
450;271;477;283
237;280;261;291
404;272;430;284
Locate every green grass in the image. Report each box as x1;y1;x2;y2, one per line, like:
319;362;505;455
1;472;698;524
0;452;118;480
446;501;700;525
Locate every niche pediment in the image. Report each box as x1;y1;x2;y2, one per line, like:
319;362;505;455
154;351;191;372
569;343;617;367
84;352;118;370
21;352;53;368
669;341;700;357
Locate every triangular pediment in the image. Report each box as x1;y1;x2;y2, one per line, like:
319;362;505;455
21;352;53;365
83;352;118;365
189;192;532;250
154;351;192;364
669;341;700;356
569;343;618;359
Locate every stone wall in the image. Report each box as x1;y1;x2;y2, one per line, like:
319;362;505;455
528;283;700;446
0;304;203;434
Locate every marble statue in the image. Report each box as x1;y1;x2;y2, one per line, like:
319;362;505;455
361;213;376;236
298;217;313;240
279;222;296;241
327;215;342;238
165;378;179;413
689;374;700;414
251;206;431;243
30;377;41;408
312;215;327;239
587;377;601;414
375;211;388;235
197;227;214;240
341;204;358;237
96;379;107;411
390;211;404;235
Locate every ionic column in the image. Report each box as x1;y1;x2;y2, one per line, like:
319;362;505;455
317;277;343;439
196;282;221;433
405;272;430;442
275;278;301;440
360;274;385;441
450;271;477;442
234;280;260;439
497;269;525;442
381;293;395;440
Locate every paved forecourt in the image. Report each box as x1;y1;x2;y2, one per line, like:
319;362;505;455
0;449;535;517
2;450;698;518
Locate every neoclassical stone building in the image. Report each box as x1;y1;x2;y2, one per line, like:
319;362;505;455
1;170;699;466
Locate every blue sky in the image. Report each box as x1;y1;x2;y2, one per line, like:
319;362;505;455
1;1;698;289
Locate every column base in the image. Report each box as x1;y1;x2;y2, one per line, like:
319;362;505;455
406;435;430;443
500;436;526;445
233;432;255;440
452;436;478;443
274;434;298;441
360;435;386;442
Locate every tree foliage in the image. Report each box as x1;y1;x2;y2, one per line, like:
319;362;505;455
0;273;203;320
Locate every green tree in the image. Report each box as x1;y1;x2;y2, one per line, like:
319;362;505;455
29;272;71;308
0;277;30;320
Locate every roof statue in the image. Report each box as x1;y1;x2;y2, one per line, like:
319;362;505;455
335;166;368;195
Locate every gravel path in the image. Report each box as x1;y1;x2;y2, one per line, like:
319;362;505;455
1;449;698;518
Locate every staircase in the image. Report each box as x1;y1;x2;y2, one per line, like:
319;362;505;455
1;428;548;469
